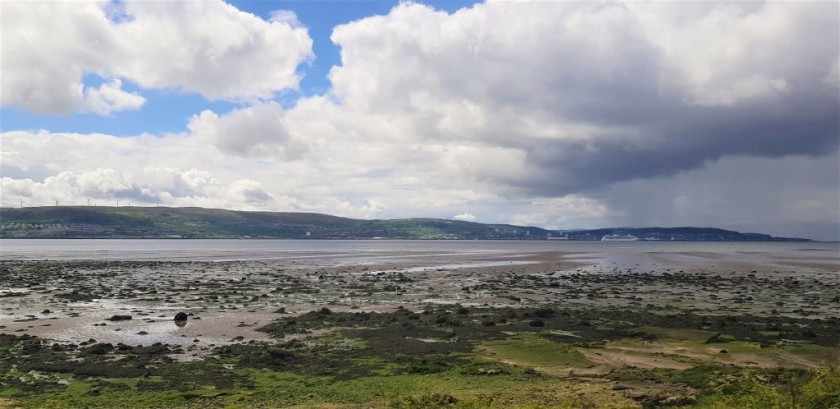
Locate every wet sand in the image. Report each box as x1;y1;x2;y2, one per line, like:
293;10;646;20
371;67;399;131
2;244;838;353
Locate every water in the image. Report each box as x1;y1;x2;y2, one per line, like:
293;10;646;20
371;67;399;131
1;239;837;270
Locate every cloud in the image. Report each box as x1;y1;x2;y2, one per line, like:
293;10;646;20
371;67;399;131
188;102;302;158
231;179;274;204
591;153;840;241
1;168;200;207
0;0;313;114
512;195;615;229
1;127;837;239
83;79;146;115
270;10;304;29
0;124;496;218
113;1;313;100
453;213;476;221
0;166;281;211
327;1;838;195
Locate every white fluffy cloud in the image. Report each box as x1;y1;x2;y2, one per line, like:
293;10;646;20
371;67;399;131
628;2;834;107
0;168;280;211
83;80;146;115
0;0;312;114
0;128;489;216
188;102;301;158
452;213;476;221
512;195;615;230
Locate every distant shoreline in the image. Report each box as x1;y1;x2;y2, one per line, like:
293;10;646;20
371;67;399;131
0;236;814;242
0;206;813;241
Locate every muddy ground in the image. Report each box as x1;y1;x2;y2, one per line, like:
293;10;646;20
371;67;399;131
1;245;838;408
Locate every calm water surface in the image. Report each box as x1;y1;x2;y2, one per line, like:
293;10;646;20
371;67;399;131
1;239;837;266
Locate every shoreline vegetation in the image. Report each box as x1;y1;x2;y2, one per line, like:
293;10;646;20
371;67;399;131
0;244;838;408
0;206;811;241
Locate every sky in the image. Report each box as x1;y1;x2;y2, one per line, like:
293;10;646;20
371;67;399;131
1;0;838;240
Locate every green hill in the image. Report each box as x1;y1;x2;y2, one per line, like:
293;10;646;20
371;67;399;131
0;206;810;241
557;227;810;242
0;206;547;239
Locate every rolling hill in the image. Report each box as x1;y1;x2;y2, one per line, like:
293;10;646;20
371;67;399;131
0;206;548;239
0;206;810;241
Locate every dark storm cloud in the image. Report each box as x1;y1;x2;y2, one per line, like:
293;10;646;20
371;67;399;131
512;85;839;196
586;154;840;241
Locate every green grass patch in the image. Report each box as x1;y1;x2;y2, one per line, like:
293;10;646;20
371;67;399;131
236;368;637;408
480;333;593;369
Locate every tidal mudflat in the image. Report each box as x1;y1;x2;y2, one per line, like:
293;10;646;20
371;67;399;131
1;240;838;408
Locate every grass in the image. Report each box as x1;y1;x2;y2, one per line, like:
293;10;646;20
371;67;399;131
238;369;640;408
478;332;594;370
690;366;840;409
4;368;641;409
3;354;838;409
1;306;838;408
586;326;838;372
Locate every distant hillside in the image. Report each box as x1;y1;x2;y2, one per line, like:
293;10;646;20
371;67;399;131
553;227;810;242
0;206;810;241
0;206;548;240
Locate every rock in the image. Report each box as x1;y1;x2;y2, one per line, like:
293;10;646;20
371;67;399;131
107;315;132;321
84;343;114;355
174;312;188;321
21;343;42;355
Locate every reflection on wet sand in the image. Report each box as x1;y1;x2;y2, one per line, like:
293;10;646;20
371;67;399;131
1;241;838;360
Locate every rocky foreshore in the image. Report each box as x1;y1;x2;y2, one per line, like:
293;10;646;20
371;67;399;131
1;246;838;408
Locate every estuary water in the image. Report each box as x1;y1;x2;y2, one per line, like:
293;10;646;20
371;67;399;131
0;239;837;272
